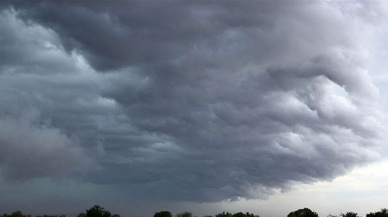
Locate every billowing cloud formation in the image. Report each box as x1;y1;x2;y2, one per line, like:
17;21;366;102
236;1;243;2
0;1;387;203
0;10;93;181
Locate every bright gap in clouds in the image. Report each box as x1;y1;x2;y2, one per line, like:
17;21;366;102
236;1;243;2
209;160;388;217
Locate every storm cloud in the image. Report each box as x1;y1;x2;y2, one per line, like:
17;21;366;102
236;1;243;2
0;0;387;204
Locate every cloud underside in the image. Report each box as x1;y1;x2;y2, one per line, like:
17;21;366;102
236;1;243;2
0;1;386;202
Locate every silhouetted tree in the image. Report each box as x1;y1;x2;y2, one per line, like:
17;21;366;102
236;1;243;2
77;213;87;217
233;212;259;217
37;215;66;217
215;211;259;217
233;213;245;217
10;211;24;217
288;208;318;217
215;212;233;217
176;212;192;217
86;205;111;217
112;214;121;217
154;211;172;217
367;209;388;217
340;212;358;217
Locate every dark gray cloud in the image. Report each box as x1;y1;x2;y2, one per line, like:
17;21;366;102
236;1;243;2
0;0;387;205
0;111;90;181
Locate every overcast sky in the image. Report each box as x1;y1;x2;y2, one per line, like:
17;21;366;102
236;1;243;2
0;1;388;217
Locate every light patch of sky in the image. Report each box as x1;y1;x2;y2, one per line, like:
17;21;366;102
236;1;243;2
329;81;349;99
176;160;388;217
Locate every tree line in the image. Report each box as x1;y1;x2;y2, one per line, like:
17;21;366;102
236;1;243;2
2;205;388;217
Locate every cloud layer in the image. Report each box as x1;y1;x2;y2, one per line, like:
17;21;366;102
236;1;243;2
0;1;387;203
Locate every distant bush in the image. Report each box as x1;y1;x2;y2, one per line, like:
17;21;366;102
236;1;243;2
340;212;359;217
154;211;172;217
86;205;111;217
176;212;192;217
288;208;318;217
